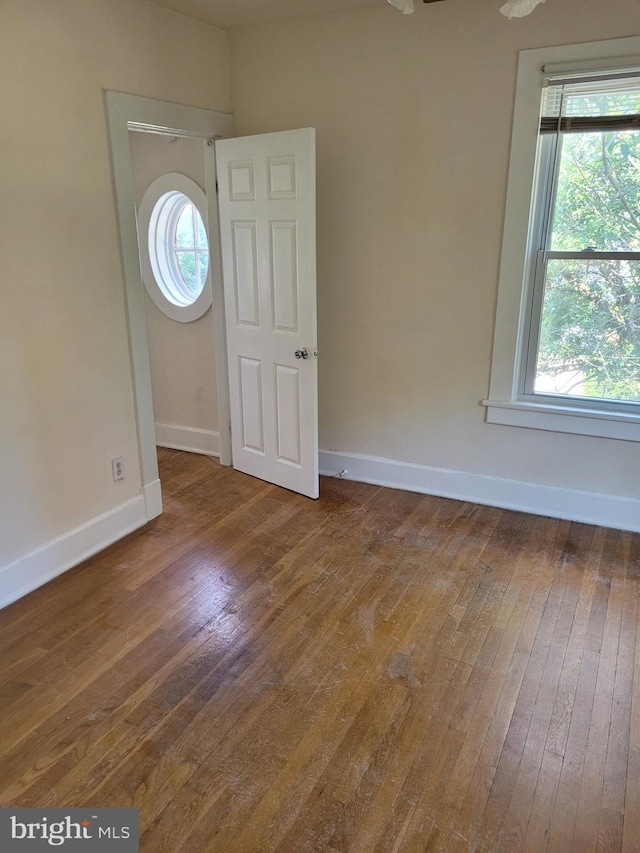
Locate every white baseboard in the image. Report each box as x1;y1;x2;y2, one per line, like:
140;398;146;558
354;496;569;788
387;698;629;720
319;449;640;533
155;423;220;457
0;496;148;611
143;478;163;520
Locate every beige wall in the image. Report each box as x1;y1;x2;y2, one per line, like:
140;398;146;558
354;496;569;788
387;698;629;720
0;0;229;566
2;0;639;583
128;131;219;436
229;0;640;498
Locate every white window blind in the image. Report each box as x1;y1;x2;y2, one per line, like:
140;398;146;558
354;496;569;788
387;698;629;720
541;73;640;133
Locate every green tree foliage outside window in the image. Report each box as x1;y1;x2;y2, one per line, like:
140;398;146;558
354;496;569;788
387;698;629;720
537;124;640;403
174;203;209;296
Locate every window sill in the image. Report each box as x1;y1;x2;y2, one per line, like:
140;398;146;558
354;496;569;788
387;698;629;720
483;399;640;442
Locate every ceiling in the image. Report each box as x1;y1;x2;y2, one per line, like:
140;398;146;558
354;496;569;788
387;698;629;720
145;0;391;30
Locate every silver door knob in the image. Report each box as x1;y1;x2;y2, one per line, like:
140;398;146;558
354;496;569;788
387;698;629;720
295;348;309;359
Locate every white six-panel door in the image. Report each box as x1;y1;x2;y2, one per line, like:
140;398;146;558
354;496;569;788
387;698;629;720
215;129;318;499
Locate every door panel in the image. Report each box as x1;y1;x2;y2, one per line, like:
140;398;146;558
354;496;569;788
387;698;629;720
275;364;302;465
232;223;259;327
216;129;318;498
239;356;265;454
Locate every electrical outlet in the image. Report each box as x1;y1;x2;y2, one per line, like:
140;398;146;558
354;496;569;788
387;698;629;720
112;457;125;481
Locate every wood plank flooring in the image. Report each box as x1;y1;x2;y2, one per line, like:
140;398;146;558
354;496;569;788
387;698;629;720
1;447;639;852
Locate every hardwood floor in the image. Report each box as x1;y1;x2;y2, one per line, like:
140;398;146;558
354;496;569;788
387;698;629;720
1;448;639;852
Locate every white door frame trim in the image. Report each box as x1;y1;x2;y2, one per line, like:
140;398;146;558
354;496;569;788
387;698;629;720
105;92;233;519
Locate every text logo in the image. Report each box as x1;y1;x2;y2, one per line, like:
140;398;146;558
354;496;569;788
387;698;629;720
0;809;138;851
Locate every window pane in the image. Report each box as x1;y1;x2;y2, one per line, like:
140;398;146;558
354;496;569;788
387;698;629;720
176;251;198;293
175;204;195;248
198;251;209;289
196;214;207;249
535;258;640;403
550;130;640;252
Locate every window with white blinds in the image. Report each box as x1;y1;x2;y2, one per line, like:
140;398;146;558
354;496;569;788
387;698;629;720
485;38;640;442
521;70;640;405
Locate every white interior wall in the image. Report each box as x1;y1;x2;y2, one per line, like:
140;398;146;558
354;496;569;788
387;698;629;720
128;131;220;456
229;0;640;523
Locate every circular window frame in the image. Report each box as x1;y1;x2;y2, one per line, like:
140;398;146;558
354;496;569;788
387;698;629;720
138;172;213;323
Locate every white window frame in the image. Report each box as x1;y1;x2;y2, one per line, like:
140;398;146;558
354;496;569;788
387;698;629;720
138;172;212;323
484;35;640;443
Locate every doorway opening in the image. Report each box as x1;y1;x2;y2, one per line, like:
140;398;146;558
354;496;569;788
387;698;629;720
106;92;233;522
130;135;219;460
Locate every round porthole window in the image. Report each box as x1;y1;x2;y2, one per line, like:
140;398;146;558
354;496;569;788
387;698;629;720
138;173;213;322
